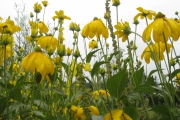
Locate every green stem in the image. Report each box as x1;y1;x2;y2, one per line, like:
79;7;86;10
4;45;9;117
102;75;113;120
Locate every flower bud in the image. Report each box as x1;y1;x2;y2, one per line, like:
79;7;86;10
57;44;66;57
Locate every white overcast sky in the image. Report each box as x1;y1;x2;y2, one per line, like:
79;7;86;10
1;0;180;74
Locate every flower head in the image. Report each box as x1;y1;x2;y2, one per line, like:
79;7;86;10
66;47;72;56
38;21;49;33
141;42;172;64
42;0;48;7
81;17;109;39
104;109;132;120
0;18;21;34
83;63;92;72
114;21;131;42
57;43;66;57
142;12;180;42
71;105;99;120
88;40;98;49
112;0;120;6
21;46;54;77
36;35;58;52
0;45;14;66
33;2;42;13
92;89;110;100
134;7;156;21
52;10;71;20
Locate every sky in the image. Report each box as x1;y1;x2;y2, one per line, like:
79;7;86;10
1;0;180;75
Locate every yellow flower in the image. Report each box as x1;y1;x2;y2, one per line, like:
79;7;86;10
112;0;120;6
52;10;71;20
21;46;54;77
104;109;132;120
42;0;48;7
88;40;98;49
0;45;14;66
142;12;180;43
7;62;19;72
71;105;99;120
69;22;76;31
36;35;58;52
81;17;109;39
134;7;156;21
71;105;85;120
33;2;42;13
92;89;110;100
0;18;21;34
114;21;131;42
66;47;72;56
70;59;77;76
1;34;14;45
38;21;49;33
141;42;172;64
83;63;92;72
88;106;100;115
176;73;180;86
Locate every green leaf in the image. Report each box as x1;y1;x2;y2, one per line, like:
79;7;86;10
170;68;180;79
92;115;104;120
0;97;7;114
34;100;48;111
3;102;24;114
9;86;22;101
124;107;138;120
32;110;45;118
107;68;128;100
148;69;160;78
150;105;170;117
91;61;107;77
146;76;155;86
133;66;144;86
86;49;100;63
54;88;66;95
108;51;120;61
134;85;155;94
61;62;69;75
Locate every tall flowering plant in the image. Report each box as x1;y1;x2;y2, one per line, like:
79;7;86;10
0;0;180;120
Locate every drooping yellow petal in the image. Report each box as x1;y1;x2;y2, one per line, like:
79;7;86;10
153;18;164;36
133;13;141;21
142;22;155;42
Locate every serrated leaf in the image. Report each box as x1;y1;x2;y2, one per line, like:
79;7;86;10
134;85;155;94
107;68;128;100
86;49;100;63
91;61;107;77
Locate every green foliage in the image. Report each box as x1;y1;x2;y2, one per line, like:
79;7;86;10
107;68;128;100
